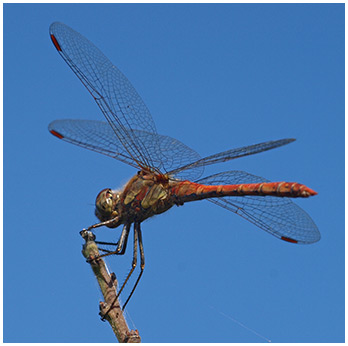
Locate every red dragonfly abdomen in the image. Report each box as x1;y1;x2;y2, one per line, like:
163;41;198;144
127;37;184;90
171;181;317;203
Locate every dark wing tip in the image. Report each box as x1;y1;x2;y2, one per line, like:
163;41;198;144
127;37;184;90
49;129;64;139
281;236;298;244
281;232;321;245
49;22;67;51
50;33;62;51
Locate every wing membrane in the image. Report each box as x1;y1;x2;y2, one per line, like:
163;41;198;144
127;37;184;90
197;171;320;244
49;22;161;170
168;138;295;176
49;119;203;180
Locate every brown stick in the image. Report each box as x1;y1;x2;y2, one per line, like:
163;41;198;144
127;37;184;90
80;230;141;343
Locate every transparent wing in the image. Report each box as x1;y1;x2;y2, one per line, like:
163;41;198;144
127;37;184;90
49;23;299;180
196;171;320;244
49;119;203;180
49;22;162;170
168;138;295;177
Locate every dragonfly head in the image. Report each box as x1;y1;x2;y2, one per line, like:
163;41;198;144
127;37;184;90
95;188;120;222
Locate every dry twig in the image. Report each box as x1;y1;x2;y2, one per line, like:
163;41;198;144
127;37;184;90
80;230;141;343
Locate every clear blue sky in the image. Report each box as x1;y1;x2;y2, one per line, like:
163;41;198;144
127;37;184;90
4;3;344;343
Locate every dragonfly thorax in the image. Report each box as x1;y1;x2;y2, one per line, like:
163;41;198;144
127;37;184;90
95;188;120;222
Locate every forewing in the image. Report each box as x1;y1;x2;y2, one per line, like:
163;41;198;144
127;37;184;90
49;119;202;179
196;171;320;244
49;22;161;170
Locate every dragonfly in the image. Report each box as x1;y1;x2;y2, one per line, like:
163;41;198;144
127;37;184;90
48;22;320;313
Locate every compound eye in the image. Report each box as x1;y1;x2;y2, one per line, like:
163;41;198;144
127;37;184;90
95;188;114;217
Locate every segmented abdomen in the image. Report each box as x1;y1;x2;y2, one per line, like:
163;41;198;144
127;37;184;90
171;181;317;203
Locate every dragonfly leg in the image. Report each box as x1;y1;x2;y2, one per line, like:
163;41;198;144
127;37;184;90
122;222;145;310
95;231;130;255
82;215;121;232
92;224;131;261
95;240;119;254
95;240;119;246
95;240;118;253
100;222;144;319
116;223;139;298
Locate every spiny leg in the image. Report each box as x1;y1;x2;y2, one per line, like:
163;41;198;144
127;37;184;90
101;222;139;320
89;223;131;261
122;222;145;310
113;223;131;255
116;222;139;297
95;240;117;254
95;240;119;254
